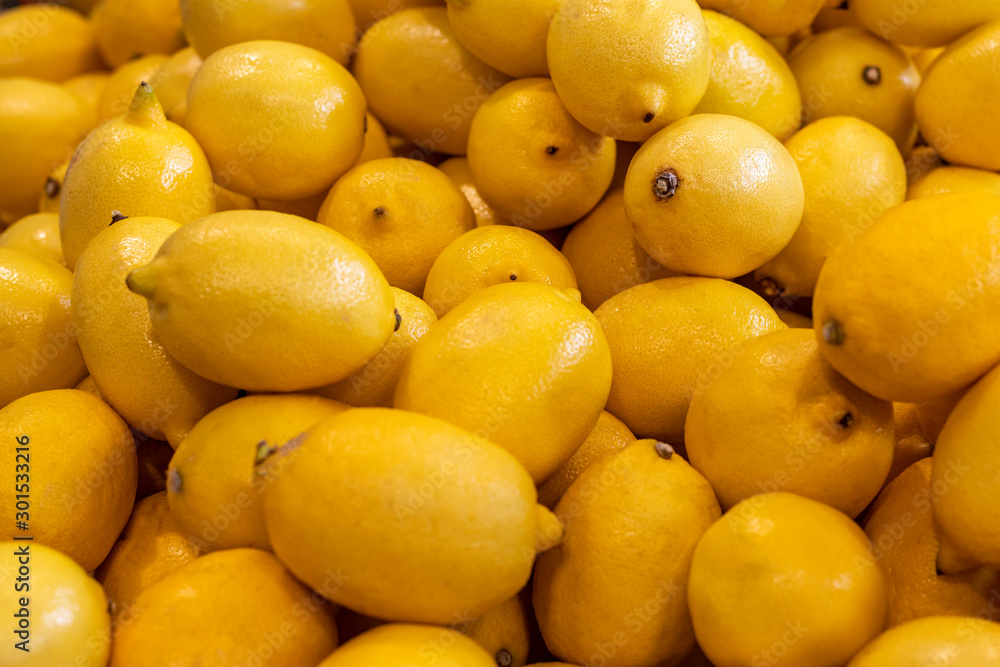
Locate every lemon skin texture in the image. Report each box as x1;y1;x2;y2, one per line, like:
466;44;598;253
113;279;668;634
813;193;1000;403
186;40;366;201
547;0;711;141
72;216;238;445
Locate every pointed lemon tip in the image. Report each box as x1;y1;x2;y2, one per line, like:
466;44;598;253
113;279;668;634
535;505;564;553
126;263;158;298
126;81;166;126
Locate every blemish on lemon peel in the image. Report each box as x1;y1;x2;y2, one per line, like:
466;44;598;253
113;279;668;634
823;319;846;345
653;169;680;200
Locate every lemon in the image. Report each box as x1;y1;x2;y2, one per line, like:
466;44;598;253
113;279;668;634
0;389;136;572
547;0;710;141
110;549;339;667
60;84;215;269
356;112;394;166
91;0;184;67
72;216;237;446
886;402;933;486
317;157;475;295
461;596;531;667
0;5;103;82
0;249;86;407
813;193;1000;402
262;408;559;623
534;440;722;667
756;116;907;298
395;282;612;482
0;213;63;265
126;210;396;392
353;7;512;155
851;0;1000;47
94;491;199;620
699;0;827;36
152;46;202;125
914;389;967;444
932;362;1000;574
689;492;887;667
560;188;675;311
256;188;330;222
37;161;68;215
95;54;168;123
916;20;1000;171
908;166;1000;200
181;0;357;65
625;114;804;280
536;410;636;509
467;78;616;230
186;40;365;201
686;328;895;517
423;225;577;318
0;78;93;224
313;288;437;407
320;624;496;667
788;28;920;154
432;159;499;226
62;72;109;117
849;616;1000;666
168;393;348;551
694;10;803;141
813;3;865;31
905;145;944;186
864;459;1000;626
446;0;559;77
596;277;785;443
0;542;110;666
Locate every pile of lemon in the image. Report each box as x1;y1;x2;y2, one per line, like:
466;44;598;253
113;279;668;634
2;0;1000;665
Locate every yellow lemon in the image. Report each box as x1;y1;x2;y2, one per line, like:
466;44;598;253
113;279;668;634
886;402;933;486
261;408;559;623
255;188;330;222
689;492;887;667
467;78;616;230
460;596;532;667
0;5;103;82
756;116;907;298
152;46;202;125
694;10;803;141
813;193;1000;402
0;389;136;572
625;114;804;280
916;20;1000;171
848;616;1000;666
445;0;559;77
534;440;722;667
423;225;577;318
0;213;63;265
438;156;499;227
95;54;168;123
686;328;895;517
91;0;184;67
908;166;1000;200
788;28;920;154
910;46;945;74
353;7;512;155
914;389;967;444
356;112;394;166
0;542;110;665
0;78;92;224
905;145;944;185
62;72;109;116
395;282;612;482
181;0;356;65
851;0;1000;47
595;277;786;443
72;216;237;445
317;157;475;295
126;210;396;392
813;3;865;31
110;549;339;667
547;0;710;141
93;491;199;620
320;624;496;667
864;459;1000;627
167;393;348;551
560;188;676;311
186;40;365;201
536;410;636;509
932;363;1000;574
699;0;827;36
313;288;438;407
37;161;68;215
213;184;258;212
60;83;216;269
0;249;86;407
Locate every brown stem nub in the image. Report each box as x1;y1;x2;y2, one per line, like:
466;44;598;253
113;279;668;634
373;206;386;218
110;211;128;225
545;145;559;155
863;66;882;85
643;112;655;123
509;273;517;281
394;308;402;332
837;411;854;429
822;319;845;345
654;441;675;459
653;169;679;200
495;650;513;667
44;177;60;199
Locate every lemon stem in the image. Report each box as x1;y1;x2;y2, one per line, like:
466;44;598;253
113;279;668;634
653;169;679;200
654;441;675;459
126;81;167;128
393;309;402;332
